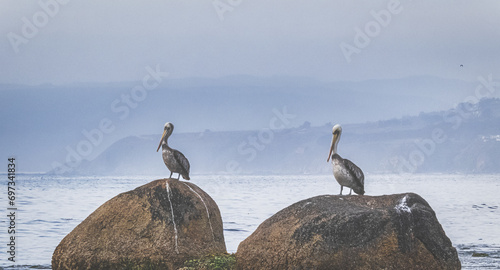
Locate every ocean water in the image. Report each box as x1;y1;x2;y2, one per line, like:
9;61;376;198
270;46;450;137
0;174;499;269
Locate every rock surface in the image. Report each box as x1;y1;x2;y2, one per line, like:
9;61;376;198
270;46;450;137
237;193;461;270
52;178;226;270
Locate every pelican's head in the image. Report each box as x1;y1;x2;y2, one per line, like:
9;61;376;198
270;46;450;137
331;124;342;136
327;124;342;162
164;122;174;132
157;122;174;152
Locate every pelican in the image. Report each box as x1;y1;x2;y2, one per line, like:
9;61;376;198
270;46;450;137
327;124;364;195
157;122;190;180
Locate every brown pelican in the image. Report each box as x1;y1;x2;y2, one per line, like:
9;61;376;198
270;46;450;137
157;122;190;180
327;124;364;195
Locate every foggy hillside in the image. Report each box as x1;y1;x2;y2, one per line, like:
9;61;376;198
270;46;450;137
1;75;482;173
65;98;500;176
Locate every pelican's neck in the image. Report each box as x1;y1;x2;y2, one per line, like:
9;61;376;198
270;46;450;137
162;132;171;150
331;131;341;156
332;138;339;154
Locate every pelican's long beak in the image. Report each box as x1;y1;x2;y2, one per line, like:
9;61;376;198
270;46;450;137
327;133;337;162
156;130;167;152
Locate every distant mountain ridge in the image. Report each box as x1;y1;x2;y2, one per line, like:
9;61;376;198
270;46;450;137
63;98;500;175
2;75;496;174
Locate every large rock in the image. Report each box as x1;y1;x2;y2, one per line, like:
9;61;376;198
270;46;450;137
52;178;226;270
237;193;460;270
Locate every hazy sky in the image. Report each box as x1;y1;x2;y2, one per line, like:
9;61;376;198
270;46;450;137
1;1;499;85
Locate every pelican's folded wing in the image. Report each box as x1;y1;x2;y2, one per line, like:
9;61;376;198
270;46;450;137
174;150;190;175
343;158;364;186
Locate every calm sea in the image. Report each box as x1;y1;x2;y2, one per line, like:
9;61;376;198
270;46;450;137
1;174;499;269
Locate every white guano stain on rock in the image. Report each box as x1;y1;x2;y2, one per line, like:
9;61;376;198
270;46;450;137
182;182;216;242
395;195;412;214
165;180;179;254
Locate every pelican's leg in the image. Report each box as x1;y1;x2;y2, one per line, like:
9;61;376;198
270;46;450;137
177;173;181;180
169;171;173;179
339;185;343;195
349;189;352;195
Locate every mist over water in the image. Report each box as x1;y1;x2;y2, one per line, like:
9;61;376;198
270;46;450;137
1;174;498;269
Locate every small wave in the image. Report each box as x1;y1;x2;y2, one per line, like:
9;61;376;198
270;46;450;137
26;219;64;224
472;204;498;211
457;244;500;269
224;228;247;232
2;265;51;270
